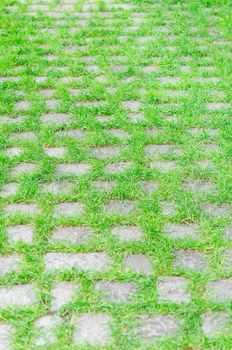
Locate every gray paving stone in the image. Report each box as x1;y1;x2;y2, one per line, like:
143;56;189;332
0;183;18;197
137;314;179;339
56;163;91;176
206;279;232;303
201;311;230;337
14;100;30;111
40;89;55;97
206;102;230;110
91;180;115;191
104;161;133;174
202;203;231;218
51;282;78;311
184;181;216;194
4;147;21;157
122;100;141;112
51;226;91;244
41;113;70;125
164;223;200;240
105;200;137;216
142;65;158;73
224;249;232;270
0;323;14;350
0;255;22;275
11;163;38;176
160;201;177;216
224;226;232;240
41;181;74;195
34;315;62;346
111;225;143;241
46;99;59;109
197;159;214;170
9;131;36;141
157;277;191;304
5;203;41;215
0;284;37;308
173;250;208;271
6;224;33;243
96;281;137;303
54;202;85;217
140;181;159;194
145;144;180;158
86;65;100;74
159;77;181;85
150;160;177;172
107;128;129;139
44;147;66;158
56;129;86;139
124;254;152;275
128;112;144;122
45;252;111;273
92;146;121;159
73;313;112;345
76;101;105;108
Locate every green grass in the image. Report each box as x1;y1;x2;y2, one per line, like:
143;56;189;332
0;0;232;349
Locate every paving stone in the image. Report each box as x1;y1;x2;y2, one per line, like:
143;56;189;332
202;203;231;218
41;181;74;195
5;203;40;215
137;314;179;339
206;102;230;110
141;65;158;73
41;113;70;125
34;315;62;346
111;225;143;241
45;252;110;273
140;181;159;194
56;129;86;139
105;200;137;216
197;159;214;170
86;65;100;74
150;160;177;172
6;224;33;244
107;128;129;139
96;281;137;303
164;223;200;240
173;250;208;271
224;249;232;270
145;144;180;158
76;101;105;108
0;116;25;125
224;226;232;240
0;255;22;275
206;279;232;303
46;99;59;109
0;323;14;350
44;147;66;158
14;100;30;111
124;254;152;275
51;281;78;311
159;77;181;85
157;277;191;303
9;131;36;141
160;201;177;216
51;226;91;244
201;312;230;337
91;180;115;191
104;161;133;174
122;100;141;112
0;284;37;308
184;181;216;194
56;163;91;176
54;202;85;217
128;112;144;122
72;313;112;345
92;146;121;159
4;147;21;157
11;163;38;176
0;183;18;197
40;89;55;97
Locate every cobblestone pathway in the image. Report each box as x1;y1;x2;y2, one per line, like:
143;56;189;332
0;0;232;349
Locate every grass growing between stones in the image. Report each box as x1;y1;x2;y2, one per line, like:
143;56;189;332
0;0;232;349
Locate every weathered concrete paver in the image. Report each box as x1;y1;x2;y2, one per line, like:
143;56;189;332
0;323;14;350
201;312;231;337
34;315;62;346
96;281;137;303
0;284;38;308
157;277;191;304
137;314;179;339
51;282;78;311
72;313;112;345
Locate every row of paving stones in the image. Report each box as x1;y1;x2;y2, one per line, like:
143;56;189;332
0;310;231;348
2;201;232;219
2;223;232;244
1;251;232;276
